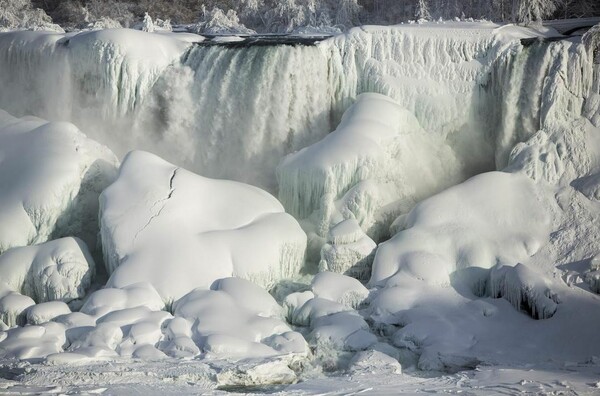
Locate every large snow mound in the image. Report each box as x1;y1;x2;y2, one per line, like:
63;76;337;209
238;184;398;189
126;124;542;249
370;171;552;286
100;151;307;302
278;92;463;247
0;237;95;306
0;110;118;254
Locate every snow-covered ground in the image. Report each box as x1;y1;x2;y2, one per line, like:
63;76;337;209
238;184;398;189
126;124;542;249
0;20;599;394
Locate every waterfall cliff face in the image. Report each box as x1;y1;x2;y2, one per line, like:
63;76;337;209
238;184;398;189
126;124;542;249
0;25;597;196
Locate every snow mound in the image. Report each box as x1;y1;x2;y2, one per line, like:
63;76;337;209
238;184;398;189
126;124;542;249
80;283;164;317
348;350;402;374
0;237;95;304
319;219;376;280
278;93;463;245
0;292;34;328
311;272;369;310
26;301;71;325
370;171;551;286
0;110;118;254
284;275;377;369
0;322;66;360
100;151;307;302
173;281;308;359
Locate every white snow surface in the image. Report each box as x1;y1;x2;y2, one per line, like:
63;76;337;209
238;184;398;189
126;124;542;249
100;150;307;302
0;110;118;254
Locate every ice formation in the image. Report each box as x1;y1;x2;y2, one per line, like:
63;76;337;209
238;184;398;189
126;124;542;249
0;109;118;254
1;20;600;389
0;237;95;304
100;150;307;302
173;283;308;359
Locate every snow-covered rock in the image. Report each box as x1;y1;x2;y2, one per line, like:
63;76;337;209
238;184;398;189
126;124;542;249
278;93;463;244
319;219;376;279
370;171;551;286
0;237;95;304
80;283;164;317
348;350;402;374
26;301;71;325
0;292;34;328
311;272;369;309
173;281;308;359
0;110;118;254
100;151;306;302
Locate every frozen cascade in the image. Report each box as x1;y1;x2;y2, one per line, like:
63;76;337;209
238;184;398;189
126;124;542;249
0;29;342;191
138;43;341;190
0;25;590;195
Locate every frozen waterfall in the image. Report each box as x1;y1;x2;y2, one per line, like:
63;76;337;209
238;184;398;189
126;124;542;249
0;25;596;197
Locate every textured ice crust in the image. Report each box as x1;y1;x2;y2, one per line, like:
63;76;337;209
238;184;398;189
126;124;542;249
100;150;307;303
0;110;118;254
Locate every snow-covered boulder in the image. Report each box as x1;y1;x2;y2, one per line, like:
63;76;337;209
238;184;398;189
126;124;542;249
0;110;118;254
311;272;369;309
0;237;95;304
0;292;34;328
371;171;552;286
100;151;307;302
319;219;376;279
26;301;71;325
348;350;402;374
80;283;164;318
0;322;66;360
172;282;308;359
277;93;463;253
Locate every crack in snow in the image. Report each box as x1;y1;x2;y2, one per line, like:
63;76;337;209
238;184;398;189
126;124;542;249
133;167;178;245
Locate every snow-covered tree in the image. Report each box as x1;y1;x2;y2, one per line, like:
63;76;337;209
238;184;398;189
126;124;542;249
415;0;431;20
141;12;154;32
513;0;558;24
332;0;361;28
192;6;256;35
0;0;62;32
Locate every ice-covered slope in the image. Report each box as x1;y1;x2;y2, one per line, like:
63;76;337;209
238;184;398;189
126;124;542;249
0;110;118;254
100;150;307;302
